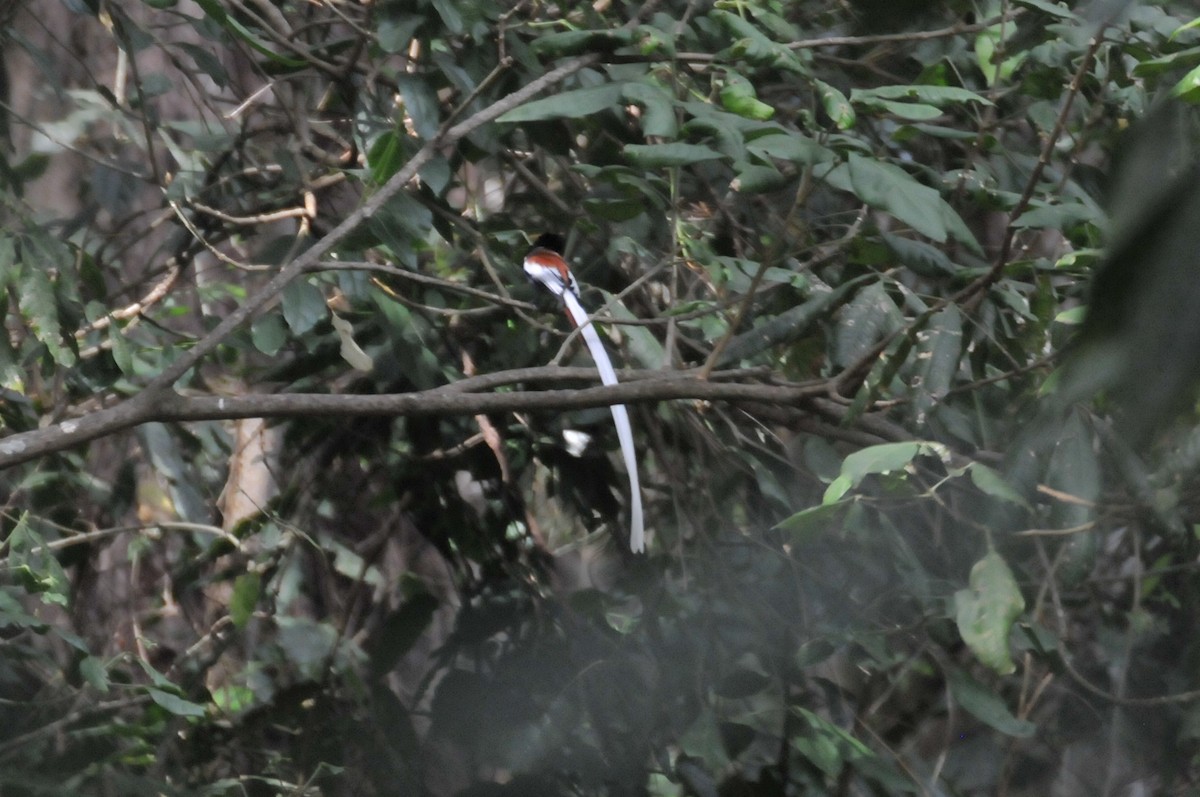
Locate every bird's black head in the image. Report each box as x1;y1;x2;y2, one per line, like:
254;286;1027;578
531;232;566;254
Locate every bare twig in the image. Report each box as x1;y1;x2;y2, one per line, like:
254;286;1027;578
75;262;183;338
605;12;1021;64
190;200;313;227
320;260;538;312
955;32;1105;307
788;12;1020;51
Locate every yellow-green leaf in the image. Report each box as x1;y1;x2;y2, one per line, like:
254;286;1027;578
955;550;1025;675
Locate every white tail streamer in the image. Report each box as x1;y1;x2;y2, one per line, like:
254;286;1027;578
561;289;645;553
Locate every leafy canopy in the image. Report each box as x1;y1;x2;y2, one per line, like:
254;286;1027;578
3;1;1200;795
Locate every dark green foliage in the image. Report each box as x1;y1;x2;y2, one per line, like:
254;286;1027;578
4;0;1200;795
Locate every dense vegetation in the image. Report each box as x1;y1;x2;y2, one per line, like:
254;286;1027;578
3;0;1200;794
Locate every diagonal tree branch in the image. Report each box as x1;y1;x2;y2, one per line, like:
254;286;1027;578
0;54;600;470
146;53;600;393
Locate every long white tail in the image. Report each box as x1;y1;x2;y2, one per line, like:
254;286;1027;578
562;290;645;553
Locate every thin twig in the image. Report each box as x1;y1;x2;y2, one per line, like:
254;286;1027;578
955;33;1106;307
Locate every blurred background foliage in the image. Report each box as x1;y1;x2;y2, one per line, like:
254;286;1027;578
3;0;1200;794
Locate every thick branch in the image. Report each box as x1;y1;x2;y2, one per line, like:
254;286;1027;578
0;368;823;469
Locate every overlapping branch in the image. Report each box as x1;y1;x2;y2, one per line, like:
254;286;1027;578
0;367;825;468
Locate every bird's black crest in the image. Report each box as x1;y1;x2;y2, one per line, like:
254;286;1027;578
531;232;566;254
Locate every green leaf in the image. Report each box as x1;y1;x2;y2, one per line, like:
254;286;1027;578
1054;306;1086;325
823;474;854;505
865;100;943;120
623;142;725;168
0;234;15;293
375;191;433;246
8;513;70;607
1132;45;1200;78
496;83;626;123
841;441;925;482
747;131;834;165
147;687;208;718
713;275;872;368
832;282;901;367
532;28;633;58
823;441;947;504
844;154;946;241
852;85;993;107
775;501;844;539
0;588;49;632
583;196;647;221
277;616;339;675
680;106;748;161
230;572;261;629
814;79;855;129
1046;412;1099;528
955;550;1025;675
430;0;462;33
911;305;963;421
18;247;74;367
975;24;1026;86
141;73;174;98
375;12;422;54
713;8;805;71
107;319;134;375
79;656;110;693
1171;63;1200;99
367;130;406;185
720;74;774;120
281;278;326;336
947;667;1035;737
721;91;775;121
622;82;679;137
420;155;451;194
13;564;61;600
600;289;665;369
634;24;675;57
792;707;874;775
1012;200;1101;229
396;75;440;139
251;313;288;356
967;463;1030;509
731;162;787;193
882;232;959;276
894;122;981;141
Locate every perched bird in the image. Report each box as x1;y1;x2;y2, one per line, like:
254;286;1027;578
523;233;645;553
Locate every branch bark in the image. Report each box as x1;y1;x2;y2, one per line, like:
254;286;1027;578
0;368;825;469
